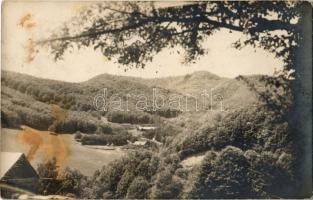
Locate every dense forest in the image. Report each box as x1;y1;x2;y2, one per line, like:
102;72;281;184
37;104;294;199
1;70;298;198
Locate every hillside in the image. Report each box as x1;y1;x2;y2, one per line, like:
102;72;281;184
1;70;294;199
1;70;263;132
85;70;261;111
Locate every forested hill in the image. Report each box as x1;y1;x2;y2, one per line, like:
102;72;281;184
85;71;261;110
1;70;262;132
2;70;196;113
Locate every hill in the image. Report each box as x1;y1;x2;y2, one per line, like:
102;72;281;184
85;71;261;111
1;70;263;132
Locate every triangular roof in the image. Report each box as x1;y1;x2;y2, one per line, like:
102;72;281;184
0;152;24;178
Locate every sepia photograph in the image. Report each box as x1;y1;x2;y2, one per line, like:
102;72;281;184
1;1;312;199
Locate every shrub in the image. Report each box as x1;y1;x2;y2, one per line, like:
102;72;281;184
84;151;158;199
37;158;62;195
59;167;86;197
150;168;183;199
126;176;150;199
189;146;252;199
80;132;133;146
74;131;83;140
107;111;153;124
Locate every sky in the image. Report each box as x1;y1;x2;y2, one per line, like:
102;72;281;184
2;1;284;82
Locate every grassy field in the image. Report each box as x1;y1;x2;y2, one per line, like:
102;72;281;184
1;128;125;176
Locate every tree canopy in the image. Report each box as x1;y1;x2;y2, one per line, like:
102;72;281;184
41;1;305;71
39;2;311;196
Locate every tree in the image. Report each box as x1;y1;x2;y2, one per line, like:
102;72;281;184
126;176;150;199
189;147;252;199
58;167;85;197
41;2;306;69
150;167;183;199
37;158;62;195
41;1;311;197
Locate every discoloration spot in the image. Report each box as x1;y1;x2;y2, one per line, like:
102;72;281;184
51;104;68;122
24;38;36;63
72;4;88;12
18;13;36;30
16;125;69;171
102;56;109;63
48;104;68;132
19;13;37;64
17;125;43;161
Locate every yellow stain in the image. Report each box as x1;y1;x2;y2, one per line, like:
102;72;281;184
72;4;88;12
102;56;109;63
18;13;36;31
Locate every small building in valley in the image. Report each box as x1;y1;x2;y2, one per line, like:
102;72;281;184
136;125;156;131
0;152;39;198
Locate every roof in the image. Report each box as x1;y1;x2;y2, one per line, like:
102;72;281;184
1;152;24;178
133;141;147;146
137;126;156;130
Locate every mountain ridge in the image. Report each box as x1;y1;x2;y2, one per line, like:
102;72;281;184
1;70;261;114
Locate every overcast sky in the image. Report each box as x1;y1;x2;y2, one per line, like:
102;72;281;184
2;1;284;82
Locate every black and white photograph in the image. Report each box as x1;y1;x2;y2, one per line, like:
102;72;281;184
1;1;312;199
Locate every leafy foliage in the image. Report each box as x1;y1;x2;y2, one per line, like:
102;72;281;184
30;1;311;198
37;158;62;195
189;147;252;199
78;150;159;199
188;147;294;199
37;159;87;198
126;176;150;199
176;107;291;159
43;1;304;71
107;110;153;124
80;132;133;146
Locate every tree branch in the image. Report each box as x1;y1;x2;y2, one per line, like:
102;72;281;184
39;12;297;44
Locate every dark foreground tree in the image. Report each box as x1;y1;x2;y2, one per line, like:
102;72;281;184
40;1;311;197
37;158;62;195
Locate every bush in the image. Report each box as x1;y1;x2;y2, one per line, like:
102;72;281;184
150;167;183;199
74;131;83;140
59;167;86;197
176;105;292;159
126;176;150;199
107;111;153;124
83;151;159;199
144;108;181;118
55;111;113;134
245;150;294;198
37;158;62;195
80;132;133;146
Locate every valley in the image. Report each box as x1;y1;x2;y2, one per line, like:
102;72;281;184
1;70;262;175
1;128;125;176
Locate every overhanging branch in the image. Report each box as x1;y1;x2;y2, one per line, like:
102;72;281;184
39;13;297;45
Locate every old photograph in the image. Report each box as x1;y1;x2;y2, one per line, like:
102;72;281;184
1;1;312;199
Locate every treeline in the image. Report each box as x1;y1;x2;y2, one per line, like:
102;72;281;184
38;146;294;199
106;111;154;124
75;130;134;146
175;106;291;159
2;71;95;112
2;71;184;120
53;111;113;134
144;108;181;118
31;73;298;198
1;87;124;135
90;102;295;199
1;87;54;130
105;108;181;125
36;104;296;199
